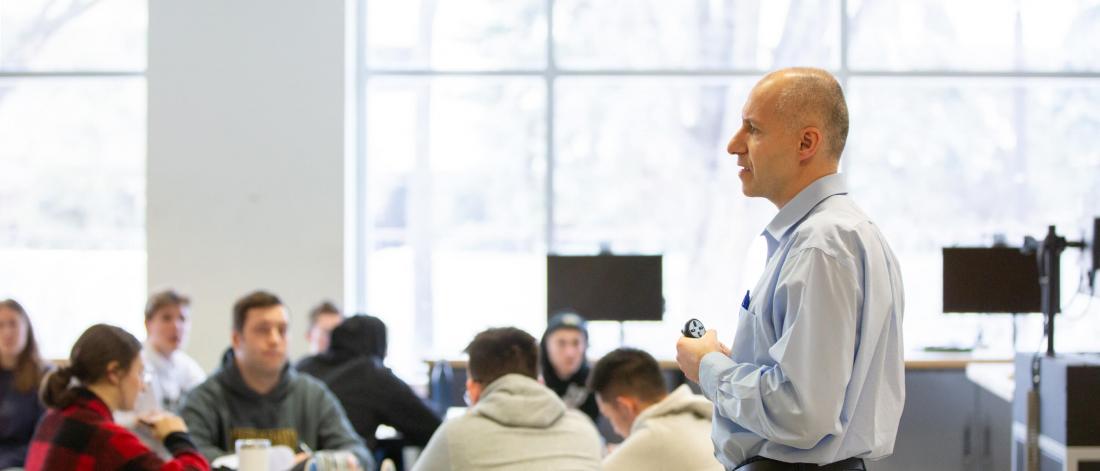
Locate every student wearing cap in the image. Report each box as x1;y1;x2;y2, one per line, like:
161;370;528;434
539;311;600;423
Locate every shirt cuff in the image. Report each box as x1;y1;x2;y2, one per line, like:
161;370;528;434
163;431;197;456
699;351;738;403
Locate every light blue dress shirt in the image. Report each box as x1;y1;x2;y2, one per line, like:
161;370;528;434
699;173;905;468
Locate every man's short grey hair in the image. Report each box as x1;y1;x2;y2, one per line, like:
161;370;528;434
768;67;849;160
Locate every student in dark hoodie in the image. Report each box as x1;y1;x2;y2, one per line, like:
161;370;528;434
178;291;373;470
296;314;441;450
539;311;600;424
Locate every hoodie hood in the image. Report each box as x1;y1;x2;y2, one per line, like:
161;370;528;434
214;348;293;401
327;314;387;361
472;374;567;429
631;384;713;436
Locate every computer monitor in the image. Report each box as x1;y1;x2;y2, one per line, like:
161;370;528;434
546;255;663;321
942;247;1041;313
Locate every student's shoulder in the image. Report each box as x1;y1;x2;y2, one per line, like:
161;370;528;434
603;429;665;469
430;410;490;439
293;353;329;373
561;409;599;428
182;374;226;405
288;371;342;405
559;409;601;443
290;369;329;390
176;352;208;381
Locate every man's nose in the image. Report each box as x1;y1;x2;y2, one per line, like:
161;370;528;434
727;134;744;155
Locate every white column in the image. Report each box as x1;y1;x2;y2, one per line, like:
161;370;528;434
147;0;351;370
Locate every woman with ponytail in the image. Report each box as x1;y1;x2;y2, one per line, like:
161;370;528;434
0;299;48;468
24;324;209;471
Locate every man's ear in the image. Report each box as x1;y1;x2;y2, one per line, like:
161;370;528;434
465;378;483;404
797;126;823;162
616;395;641;415
231;330;242;350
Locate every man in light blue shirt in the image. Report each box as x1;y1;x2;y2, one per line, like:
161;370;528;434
676;68;905;471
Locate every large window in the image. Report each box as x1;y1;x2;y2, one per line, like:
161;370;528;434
359;0;1100;378
0;0;147;358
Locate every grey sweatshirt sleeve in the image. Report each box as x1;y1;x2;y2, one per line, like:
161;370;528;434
178;381;231;463
410;423;452;471
315;385;376;471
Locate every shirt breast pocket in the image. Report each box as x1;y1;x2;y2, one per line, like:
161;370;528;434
731;305;756;357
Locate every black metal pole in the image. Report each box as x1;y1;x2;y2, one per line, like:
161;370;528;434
1041;226;1059;356
1034;225;1085;357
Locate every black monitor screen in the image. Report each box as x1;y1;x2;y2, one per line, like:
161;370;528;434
547;255;663;321
942;247;1041;313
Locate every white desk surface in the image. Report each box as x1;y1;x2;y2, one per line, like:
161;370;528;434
965;362;1015;402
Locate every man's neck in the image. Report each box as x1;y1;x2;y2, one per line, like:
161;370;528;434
150;343;174;359
237;359;282;395
772;170;838;209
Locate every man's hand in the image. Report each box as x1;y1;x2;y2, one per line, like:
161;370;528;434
676;330;728;383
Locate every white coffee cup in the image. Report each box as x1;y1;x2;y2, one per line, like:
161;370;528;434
236;438;271;471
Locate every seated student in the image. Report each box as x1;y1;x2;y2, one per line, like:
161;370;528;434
0;299;49;469
117;290;209;457
589;348;722;471
25;324;208;471
412;327;601;471
305;301;344;356
296;314;441;450
540;311;600;424
140;290;207;412
179;290;373;470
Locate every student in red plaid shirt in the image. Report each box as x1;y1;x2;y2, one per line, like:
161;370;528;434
25;324;209;471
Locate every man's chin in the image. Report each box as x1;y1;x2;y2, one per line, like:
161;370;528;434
738;174;755;196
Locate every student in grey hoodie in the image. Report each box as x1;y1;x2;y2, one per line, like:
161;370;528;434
179;291;373;470
412;327;601;471
590;348;722;471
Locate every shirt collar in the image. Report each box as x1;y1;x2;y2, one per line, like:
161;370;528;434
75;388;113;420
764;173;848;243
144;344;174;369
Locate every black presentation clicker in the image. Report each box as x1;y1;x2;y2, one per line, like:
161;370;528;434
682;318;706;338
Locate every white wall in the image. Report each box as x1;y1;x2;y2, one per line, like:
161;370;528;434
147;0;350;370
